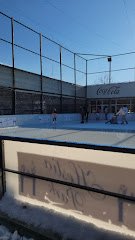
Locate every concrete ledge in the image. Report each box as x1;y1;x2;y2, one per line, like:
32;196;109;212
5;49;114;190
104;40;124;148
0;197;135;240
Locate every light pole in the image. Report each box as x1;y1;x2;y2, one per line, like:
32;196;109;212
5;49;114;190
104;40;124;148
108;56;112;84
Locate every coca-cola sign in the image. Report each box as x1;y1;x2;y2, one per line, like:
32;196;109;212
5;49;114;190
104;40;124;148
96;86;120;96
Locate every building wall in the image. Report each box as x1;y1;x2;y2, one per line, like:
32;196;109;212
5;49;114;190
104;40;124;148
87;82;135;113
87;82;135;99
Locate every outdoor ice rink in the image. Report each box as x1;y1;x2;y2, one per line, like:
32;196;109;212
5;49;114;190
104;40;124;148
0;120;135;149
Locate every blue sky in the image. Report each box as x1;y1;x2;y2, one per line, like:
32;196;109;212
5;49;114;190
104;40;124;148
1;0;135;85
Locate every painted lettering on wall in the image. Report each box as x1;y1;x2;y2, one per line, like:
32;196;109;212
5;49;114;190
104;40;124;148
96;86;120;96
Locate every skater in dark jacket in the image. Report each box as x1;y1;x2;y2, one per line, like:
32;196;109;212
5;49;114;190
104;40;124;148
80;106;85;123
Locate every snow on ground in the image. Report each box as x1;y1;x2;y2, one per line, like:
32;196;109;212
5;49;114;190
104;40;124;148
0;225;34;240
0;195;135;240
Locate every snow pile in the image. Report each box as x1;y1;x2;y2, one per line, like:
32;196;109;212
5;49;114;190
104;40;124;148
0;225;34;240
0;195;135;240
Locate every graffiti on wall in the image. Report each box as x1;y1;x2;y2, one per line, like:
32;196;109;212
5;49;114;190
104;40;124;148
17;152;135;231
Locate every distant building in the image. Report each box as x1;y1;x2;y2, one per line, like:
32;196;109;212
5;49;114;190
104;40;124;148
86;82;135;113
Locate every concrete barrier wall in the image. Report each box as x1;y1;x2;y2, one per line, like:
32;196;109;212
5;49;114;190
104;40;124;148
3;140;135;232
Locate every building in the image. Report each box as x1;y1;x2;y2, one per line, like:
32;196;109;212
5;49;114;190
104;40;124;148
87;82;135;113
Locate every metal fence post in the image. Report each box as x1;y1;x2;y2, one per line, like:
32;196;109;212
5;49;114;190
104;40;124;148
40;33;43;114
74;53;77;112
11;17;15;115
85;59;88;104
60;46;63;113
0;140;6;198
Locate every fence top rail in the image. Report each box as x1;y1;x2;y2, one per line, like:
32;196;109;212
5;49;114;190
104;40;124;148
0;11;11;20
0;135;134;154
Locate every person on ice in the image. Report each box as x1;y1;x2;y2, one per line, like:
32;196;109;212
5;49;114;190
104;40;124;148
117;105;128;124
80;106;85;123
52;108;57;124
105;112;118;124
